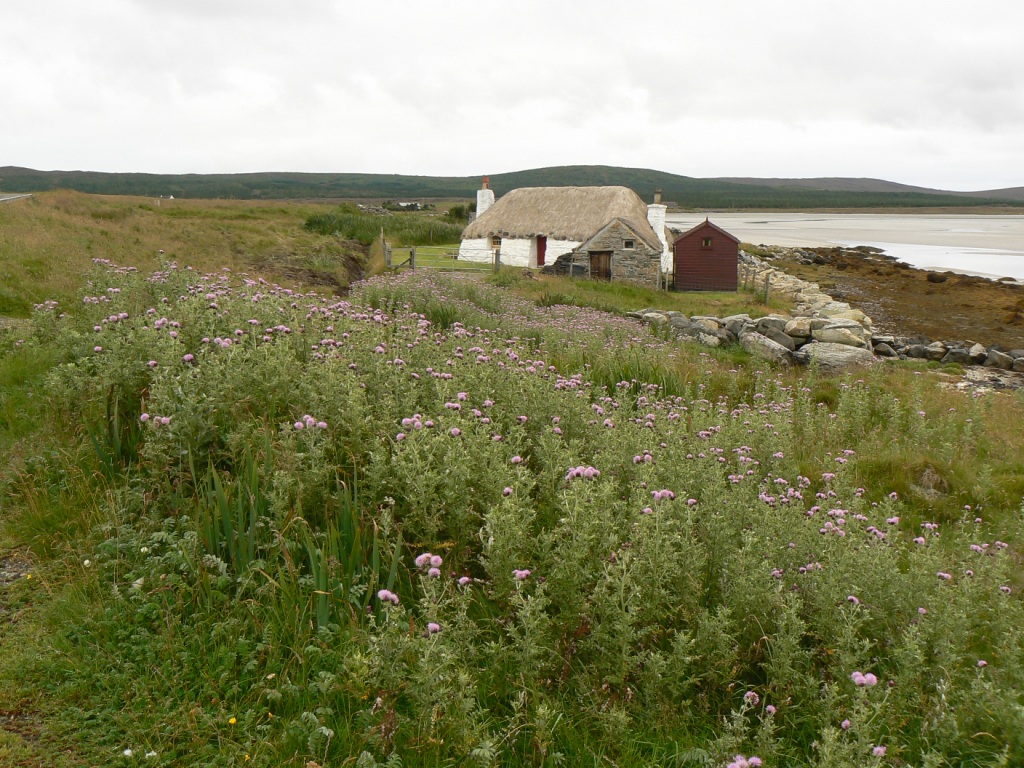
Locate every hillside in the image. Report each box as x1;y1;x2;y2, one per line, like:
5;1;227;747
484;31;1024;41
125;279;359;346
716;176;1024;203
2;164;1022;209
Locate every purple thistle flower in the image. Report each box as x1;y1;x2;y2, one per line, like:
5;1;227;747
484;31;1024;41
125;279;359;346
376;589;399;605
841;718;851;730
427;567;441;578
458;576;472;586
513;569;531;581
873;746;887;757
427;622;441;634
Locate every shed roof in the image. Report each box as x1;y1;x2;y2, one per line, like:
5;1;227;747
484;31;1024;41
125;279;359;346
463;186;662;244
673;218;741;244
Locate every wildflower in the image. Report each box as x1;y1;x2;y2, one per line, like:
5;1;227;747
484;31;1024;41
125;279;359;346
427;567;441;578
395;432;405;441
228;717;237;725
977;659;988;667
414;553;432;569
863;673;878;686
123;748;134;757
147;360;158;368
94;346;103;352
847;595;860;606
449;427;461;436
458;576;472;586
918;607;927;615
1000;585;1012;594
140;413;150;422
511;455;522;464
937;571;952;581
873;746;887;757
512;569;532;580
841;718;851;730
430;554;442;568
766;704;776;715
377;589;399;605
316;421;327;429
83;559;91;568
427;622;441;634
182;353;194;363
294;421;304;430
743;690;759;706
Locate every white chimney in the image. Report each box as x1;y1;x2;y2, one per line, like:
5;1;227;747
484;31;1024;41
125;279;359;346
476;176;495;217
647;198;669;270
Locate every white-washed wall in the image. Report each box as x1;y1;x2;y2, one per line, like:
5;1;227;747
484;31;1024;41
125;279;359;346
546;240;579;263
647;204;670;271
459;236;581;266
458;238;493;263
476;188;495;217
499;238;533;267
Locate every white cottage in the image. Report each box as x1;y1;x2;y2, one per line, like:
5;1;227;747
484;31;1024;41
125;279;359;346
459;180;671;272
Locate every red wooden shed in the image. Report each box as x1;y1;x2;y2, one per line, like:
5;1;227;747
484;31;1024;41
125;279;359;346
672;219;740;291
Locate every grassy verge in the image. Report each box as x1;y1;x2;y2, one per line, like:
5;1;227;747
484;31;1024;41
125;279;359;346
1;198;1023;766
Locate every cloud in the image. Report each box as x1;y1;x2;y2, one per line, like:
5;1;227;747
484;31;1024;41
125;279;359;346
2;0;1022;188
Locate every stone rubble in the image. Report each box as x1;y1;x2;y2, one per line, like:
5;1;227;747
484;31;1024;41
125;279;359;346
629;250;1024;378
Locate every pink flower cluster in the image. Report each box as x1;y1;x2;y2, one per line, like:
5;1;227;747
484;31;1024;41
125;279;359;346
415;551;443;578
377;589;399;605
565;465;600;480
727;755;762;768
293;414;328;430
850;670;878;687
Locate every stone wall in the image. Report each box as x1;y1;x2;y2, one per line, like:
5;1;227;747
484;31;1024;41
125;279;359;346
542;220;660;288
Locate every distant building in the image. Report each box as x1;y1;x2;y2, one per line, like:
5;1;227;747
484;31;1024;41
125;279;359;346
459;179;670;287
671;219;740;291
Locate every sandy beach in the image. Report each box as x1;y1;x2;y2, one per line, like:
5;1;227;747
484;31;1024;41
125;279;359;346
666;212;1024;278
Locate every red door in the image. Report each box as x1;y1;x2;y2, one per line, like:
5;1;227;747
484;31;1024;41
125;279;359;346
536;236;546;267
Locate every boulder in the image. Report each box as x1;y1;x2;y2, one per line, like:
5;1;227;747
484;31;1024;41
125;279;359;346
1007;349;1024;359
803;342;876;372
691;317;722;332
641;312;668;325
760;326;797;351
940;348;971;365
1013;358;1024;373
754;315;790;334
984;349;1014;370
723;315;754;336
739;331;793;366
905;344;930;359
784;318;813;339
812;327;869;348
968;343;988;364
924;341;948;361
873;342;898;358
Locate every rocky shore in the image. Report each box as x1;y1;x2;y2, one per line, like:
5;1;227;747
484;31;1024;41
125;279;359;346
631;248;1024;386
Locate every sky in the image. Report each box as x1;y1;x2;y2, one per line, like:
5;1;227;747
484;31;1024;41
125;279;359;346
3;0;1023;191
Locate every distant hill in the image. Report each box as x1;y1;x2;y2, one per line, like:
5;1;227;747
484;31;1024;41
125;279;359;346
715;176;1024;203
1;165;1021;209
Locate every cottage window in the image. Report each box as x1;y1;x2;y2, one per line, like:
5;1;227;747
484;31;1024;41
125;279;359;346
702;237;713;248
623;239;635;249
491;236;501;251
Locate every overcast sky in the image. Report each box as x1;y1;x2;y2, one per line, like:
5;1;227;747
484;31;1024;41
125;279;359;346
3;0;1023;190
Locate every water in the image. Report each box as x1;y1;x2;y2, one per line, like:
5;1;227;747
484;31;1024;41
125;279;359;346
665;212;1024;279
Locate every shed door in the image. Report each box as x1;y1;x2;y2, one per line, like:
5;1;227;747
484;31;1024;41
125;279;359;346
536;236;546;267
589;251;611;281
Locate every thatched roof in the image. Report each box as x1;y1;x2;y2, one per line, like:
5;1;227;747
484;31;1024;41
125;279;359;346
463;186;662;244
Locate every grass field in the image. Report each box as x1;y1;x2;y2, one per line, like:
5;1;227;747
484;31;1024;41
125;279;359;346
1;194;1023;766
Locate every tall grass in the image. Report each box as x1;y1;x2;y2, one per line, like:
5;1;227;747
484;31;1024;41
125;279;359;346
305;205;464;246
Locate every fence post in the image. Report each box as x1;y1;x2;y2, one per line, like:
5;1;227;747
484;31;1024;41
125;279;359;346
410;246;416;270
764;273;771;304
493;248;501;272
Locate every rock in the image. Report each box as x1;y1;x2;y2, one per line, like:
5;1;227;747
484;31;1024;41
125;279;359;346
926;272;948;283
940;348;971;365
692;317;721;332
924;341;948;361
812;327;869;348
739;331;793;365
873;342;897;357
784;318;813;339
754;315;789;334
669;315;693;329
803;342;876;372
984;349;1014;370
1007;349;1024;359
872;334;896;346
1013;358;1024;373
723;315;753;336
642;312;668;325
905;344;930;359
760;326;796;351
968;343;988;364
